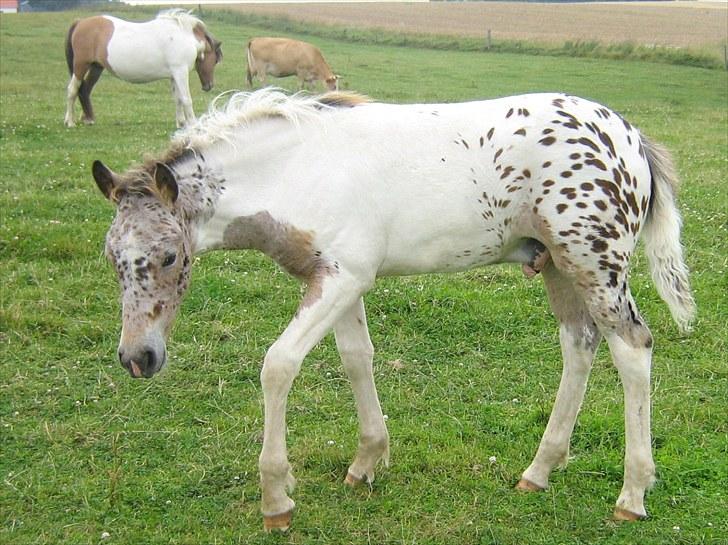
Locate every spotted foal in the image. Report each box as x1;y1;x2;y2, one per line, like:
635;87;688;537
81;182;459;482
92;90;695;530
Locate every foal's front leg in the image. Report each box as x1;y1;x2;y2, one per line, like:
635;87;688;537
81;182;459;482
334;297;390;485
259;272;370;531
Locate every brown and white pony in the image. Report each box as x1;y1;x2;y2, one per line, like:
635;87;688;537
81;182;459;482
64;9;222;128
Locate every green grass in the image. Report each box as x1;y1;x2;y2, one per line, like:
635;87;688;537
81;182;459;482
1;8;727;545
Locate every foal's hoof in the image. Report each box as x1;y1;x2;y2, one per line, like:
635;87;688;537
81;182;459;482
344;472;363;487
515;478;545;492
263;510;293;532
613;507;647;522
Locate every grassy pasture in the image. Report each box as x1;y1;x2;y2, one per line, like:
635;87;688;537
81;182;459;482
1;7;727;545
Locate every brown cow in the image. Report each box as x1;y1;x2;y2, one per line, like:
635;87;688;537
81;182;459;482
246;37;339;91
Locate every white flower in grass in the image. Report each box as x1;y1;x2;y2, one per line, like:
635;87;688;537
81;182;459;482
101;531;111;540
488;456;497;464
327;440;336;446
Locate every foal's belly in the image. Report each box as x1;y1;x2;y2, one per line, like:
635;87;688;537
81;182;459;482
377;227;513;276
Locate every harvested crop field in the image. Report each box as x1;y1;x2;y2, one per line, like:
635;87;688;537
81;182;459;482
212;1;727;49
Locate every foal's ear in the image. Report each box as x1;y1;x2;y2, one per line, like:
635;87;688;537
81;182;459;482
153;162;179;205
92;160;117;201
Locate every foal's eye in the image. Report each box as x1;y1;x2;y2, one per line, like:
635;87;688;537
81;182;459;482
162;253;177;267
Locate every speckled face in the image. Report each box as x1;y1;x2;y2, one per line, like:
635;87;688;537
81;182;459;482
105;194;192;378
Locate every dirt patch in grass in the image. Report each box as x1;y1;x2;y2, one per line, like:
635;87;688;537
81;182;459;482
211;1;727;49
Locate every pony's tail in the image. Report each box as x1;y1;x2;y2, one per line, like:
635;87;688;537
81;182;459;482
641;135;696;332
65;20;79;75
245;41;253;87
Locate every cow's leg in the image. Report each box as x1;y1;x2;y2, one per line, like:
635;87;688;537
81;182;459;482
334;297;389;486
170;70;194;128
78;63;103;125
64;72;83;127
259;270;371;532
518;264;601;491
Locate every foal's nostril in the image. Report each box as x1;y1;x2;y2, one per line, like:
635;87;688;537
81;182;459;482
144;349;156;371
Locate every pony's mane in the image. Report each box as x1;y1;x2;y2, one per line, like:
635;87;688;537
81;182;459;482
170;88;371;154
114;89;370;201
156;8;205;31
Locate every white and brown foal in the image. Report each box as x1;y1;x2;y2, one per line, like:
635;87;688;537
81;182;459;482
92;89;695;530
64;9;222;128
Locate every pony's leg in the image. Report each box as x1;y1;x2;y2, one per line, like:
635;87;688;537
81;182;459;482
600;292;655;520
333;297;389;486
259;271;371;531
78;63;103;125
64;73;82;127
518;264;601;491
170;70;194;128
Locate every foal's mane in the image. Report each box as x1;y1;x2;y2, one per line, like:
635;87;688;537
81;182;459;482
171;88;370;155
114;89;369;201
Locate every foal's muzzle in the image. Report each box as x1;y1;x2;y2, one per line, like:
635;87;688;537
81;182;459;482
118;346;166;379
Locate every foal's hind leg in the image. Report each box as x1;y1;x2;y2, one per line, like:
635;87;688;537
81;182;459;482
597;290;655;520
78;63;103;125
568;272;655;519
334;297;390;486
518;264;601;491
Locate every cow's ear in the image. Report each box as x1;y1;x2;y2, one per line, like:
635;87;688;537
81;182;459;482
92;160;118;202
154;162;179;205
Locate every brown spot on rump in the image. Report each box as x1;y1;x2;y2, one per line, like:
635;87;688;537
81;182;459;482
539;136;556;146
555;110;582;130
222;212;337;307
514;128;527;137
566;137;600;153
70;16;114;76
585;158;608;171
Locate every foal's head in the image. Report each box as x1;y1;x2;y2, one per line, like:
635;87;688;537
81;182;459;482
93;160;191;378
194;27;222;92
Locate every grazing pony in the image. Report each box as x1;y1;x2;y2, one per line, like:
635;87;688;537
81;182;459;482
92;89;695;530
64;9;222;128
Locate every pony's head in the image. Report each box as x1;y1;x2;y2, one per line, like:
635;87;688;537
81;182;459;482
195;27;222;92
92;160;191;378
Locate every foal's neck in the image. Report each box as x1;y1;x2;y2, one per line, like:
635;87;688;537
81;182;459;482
173;155;226;245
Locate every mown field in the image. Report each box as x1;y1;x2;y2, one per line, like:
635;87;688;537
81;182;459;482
1;7;727;545
219;1;728;49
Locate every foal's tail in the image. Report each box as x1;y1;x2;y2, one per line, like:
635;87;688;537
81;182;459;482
65;20;79;75
641;135;696;332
